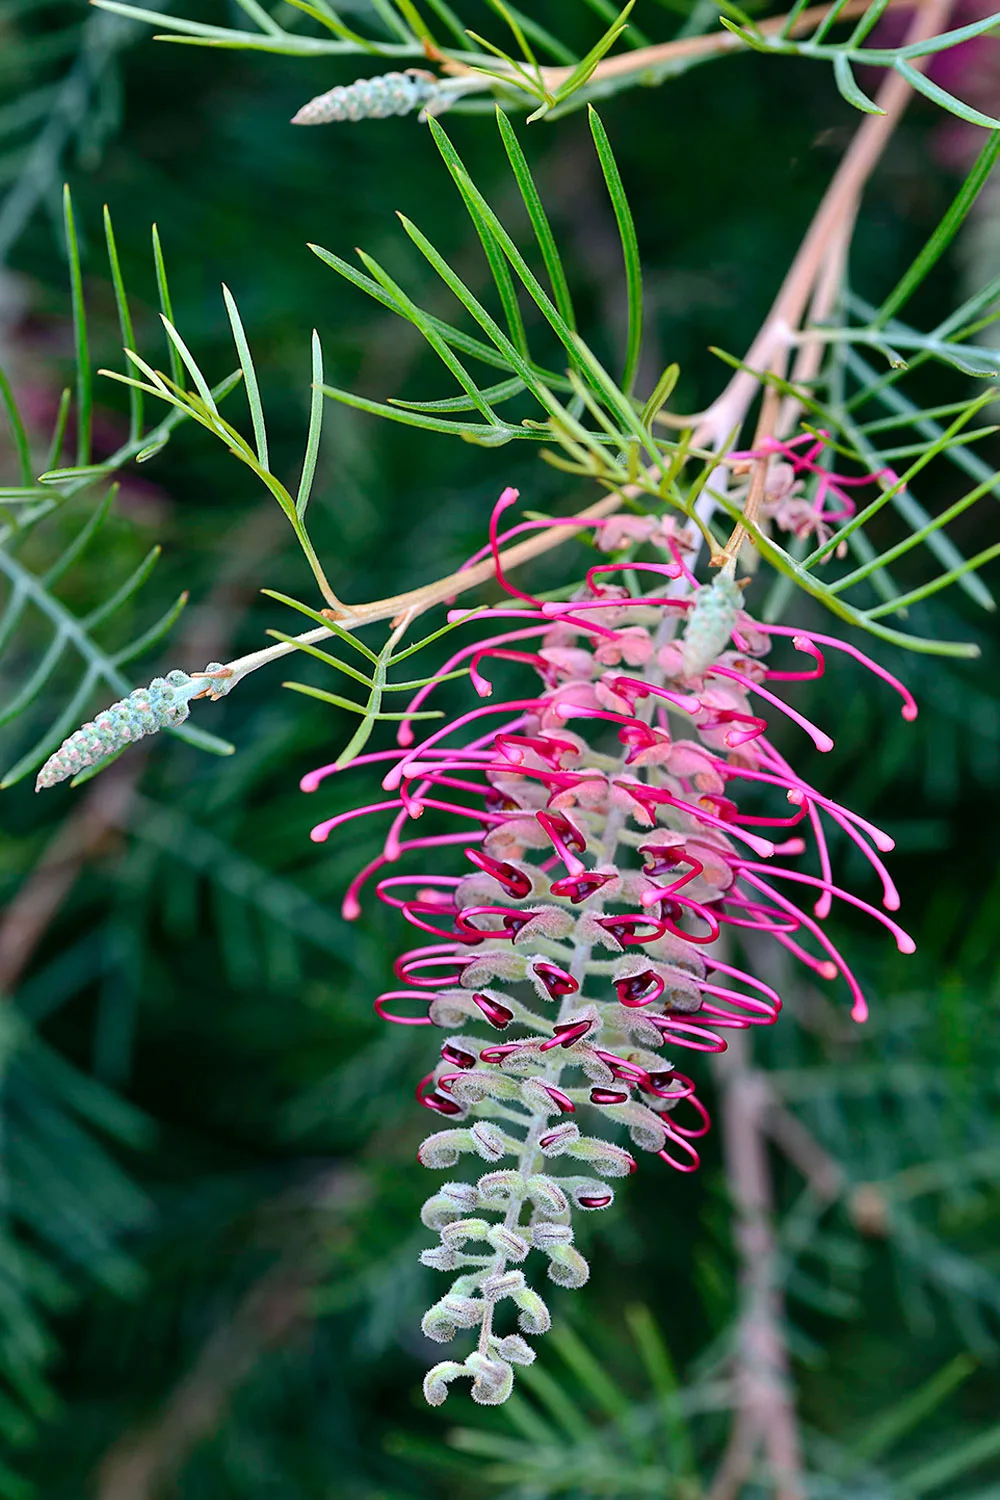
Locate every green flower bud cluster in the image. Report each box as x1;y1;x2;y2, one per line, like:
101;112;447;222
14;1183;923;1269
680;572;744;676
35;664;231;791
292;70;438;126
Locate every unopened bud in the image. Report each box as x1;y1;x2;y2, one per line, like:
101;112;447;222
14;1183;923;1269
538;1122;581;1156
567;1135;636;1177
545;1244;590;1288
477;1170;524;1205
495;1333;535;1366
424;1359;465;1407
525;1173;570;1218
487;1225;530;1261
471;1121;509;1162
467;1351;514;1406
441;1217;490;1249
531;1221;573;1250
481;1268;526;1302
512;1283;551;1335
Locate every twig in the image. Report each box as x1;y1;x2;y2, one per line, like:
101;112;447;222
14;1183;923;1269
711;1037;804;1500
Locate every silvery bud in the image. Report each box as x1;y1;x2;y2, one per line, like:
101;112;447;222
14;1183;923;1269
418;1129;474;1169
566;1136;637;1177
420;1180;479;1229
477;1170;524;1206
440;1217;490;1249
423;1359;466;1407
495;1334;535;1366
545;1244;590;1289
470;1121;510;1162
531;1221;573;1251
512;1283;551;1335
486;1225;530;1261
538;1122;581;1157
466;1351;514;1406
481;1268;526;1302
525;1173;570;1219
421;1293;483;1343
420;1244;458;1271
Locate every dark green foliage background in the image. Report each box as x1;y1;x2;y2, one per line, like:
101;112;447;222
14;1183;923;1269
1;3;999;1495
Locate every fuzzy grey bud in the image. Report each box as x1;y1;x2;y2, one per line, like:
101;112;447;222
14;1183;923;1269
481;1268;526;1303
512;1284;551;1336
525;1173;570;1219
531;1221;574;1251
440;1217;490;1250
495;1334;536;1366
477;1170;524;1206
467;1351;514;1406
292;70;438;126
545;1244;590;1289
470;1121;509;1162
681;573;744;676
423;1359;466;1407
486;1225;530;1261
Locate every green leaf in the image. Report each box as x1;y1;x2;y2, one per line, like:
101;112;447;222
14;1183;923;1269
587;106;643;394
297;331;325;520
62;186;91;468
222;284;269;470
103;206;143;443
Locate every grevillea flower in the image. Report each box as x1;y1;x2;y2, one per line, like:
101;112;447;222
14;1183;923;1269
305;490;916;1406
726;431;898;552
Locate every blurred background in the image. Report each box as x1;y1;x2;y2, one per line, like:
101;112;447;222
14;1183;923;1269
1;2;1000;1496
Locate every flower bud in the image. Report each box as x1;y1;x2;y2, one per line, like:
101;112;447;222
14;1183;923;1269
495;1334;535;1366
418;1129;473;1169
470;1121;510;1162
421;1293;483;1342
481;1268;526;1302
545;1244;590;1288
466;1351;514;1406
538;1122;581;1156
486;1225;530;1261
566;1136;637;1177
525;1173;570;1218
512;1284;551;1335
423;1359;465;1407
477;1169;524;1206
420;1245;459;1271
440;1217;490;1249
531;1221;573;1250
569;1179;615;1211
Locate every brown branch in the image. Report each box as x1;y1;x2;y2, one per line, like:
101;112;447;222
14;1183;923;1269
711;1035;804;1500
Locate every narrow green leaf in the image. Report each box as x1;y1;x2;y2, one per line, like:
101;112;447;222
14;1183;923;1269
865;540;1000;619
549;2;635;108
587;107;643;394
282;681;441;719
901;1419;1000;1496
151;224;184;390
811;0;858;43
850;1354;976;1465
297;330;324;519
894;59;1000;130
267;631;375;690
159;316;220;417
231;0;284;34
260;588;380;662
43;488;115;587
640;363;680;428
222;284;268;469
845;0;893;45
82;546;161;628
495;108;576;332
113;590;190;666
102;206;143;443
62;186;91;468
389;374;526;412
357;244;507;425
834;53;884;114
45;388;72;474
320;380;522;442
876;130;1000;327
0;366;32;487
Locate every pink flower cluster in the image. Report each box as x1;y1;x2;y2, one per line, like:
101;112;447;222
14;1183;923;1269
727;431;897;551
302;490;916;1405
